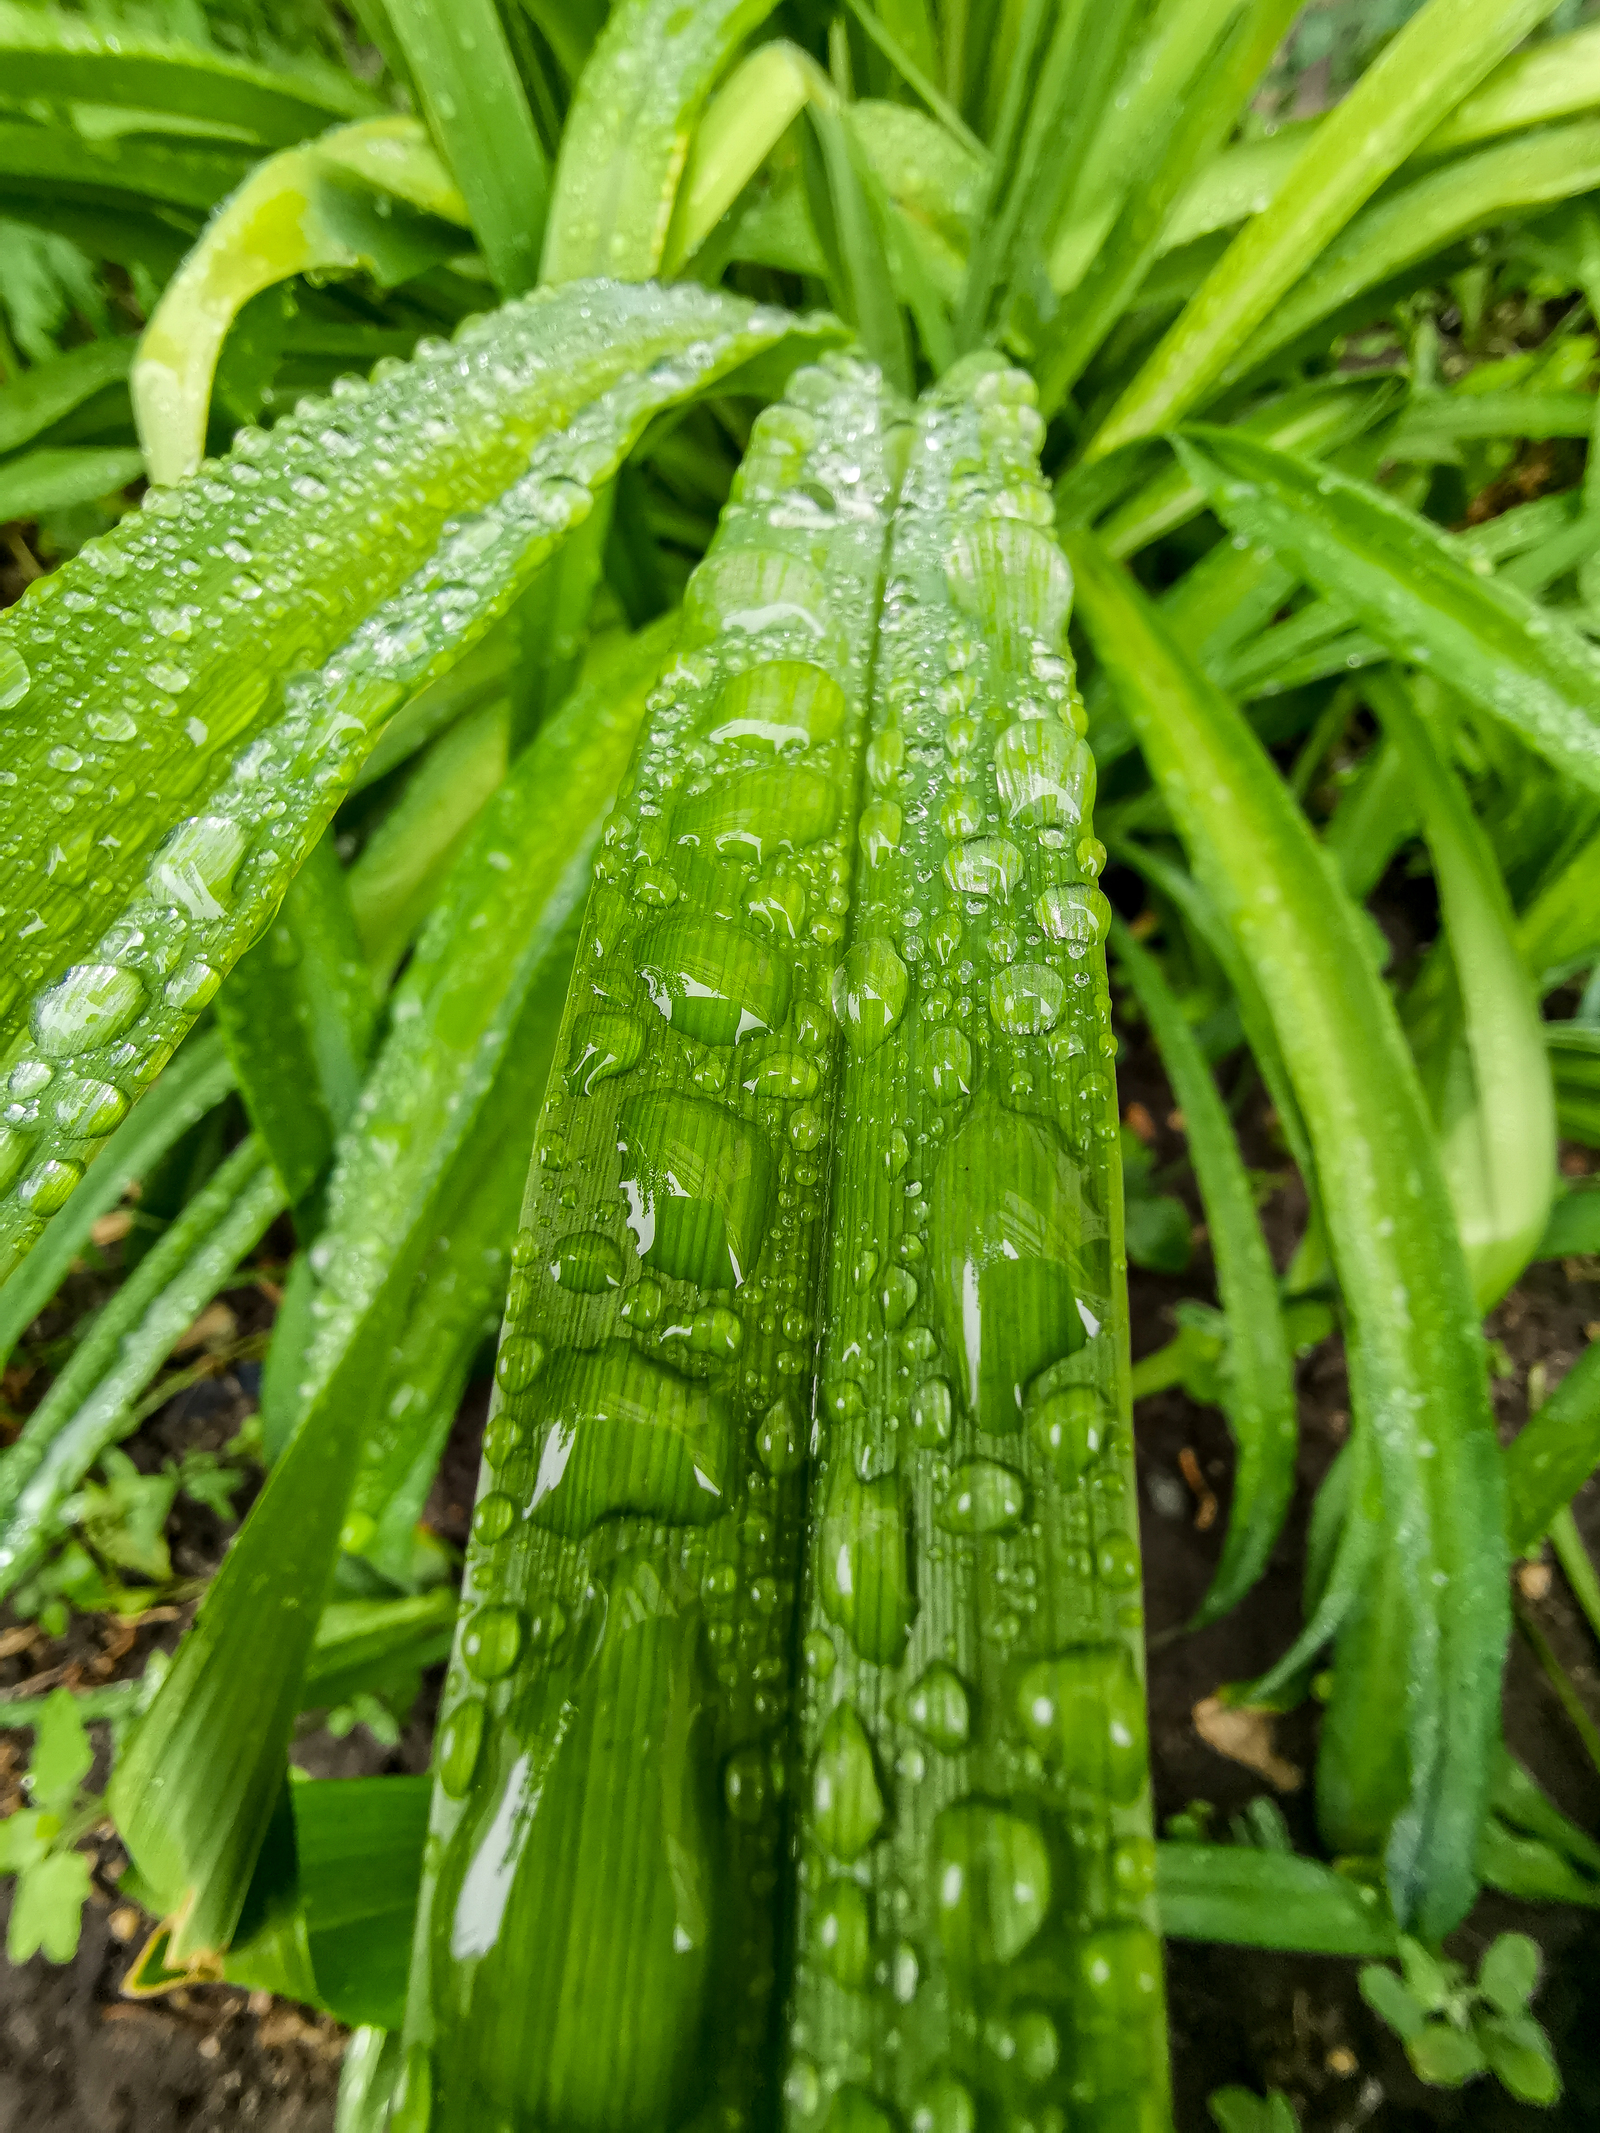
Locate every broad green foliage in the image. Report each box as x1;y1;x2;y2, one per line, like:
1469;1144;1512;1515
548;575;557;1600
4;0;1600;2119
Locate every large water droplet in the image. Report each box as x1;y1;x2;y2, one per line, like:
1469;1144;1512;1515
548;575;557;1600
496;1335;546;1393
944;835;1023;900
549;1230;625;1293
52;1077;128;1137
151;815;248;922
1029;1384;1109;1479
831;938;908;1058
819;1466;913;1665
1016;1646;1147;1802
675;764;839;866
905;1661;970;1751
437;1698;486;1797
911;2073;976;2133
938;1458;1026;1536
756;1392;805;1475
815;1878;872;1988
461;1603;524;1681
932;1801;1051;1971
0;645;30;708
1035;881;1110;944
635;916;792;1046
994;720;1094;830
32;963;145;1056
566;1007;644;1094
706;658;845;751
928;1105;1097;1430
989;962;1065;1036
526;1342;735;1535
923;1026;972;1102
859;798;902;866
812;1703;884;1861
618;1092;776;1289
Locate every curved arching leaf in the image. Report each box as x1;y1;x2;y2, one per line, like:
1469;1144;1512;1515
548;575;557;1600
0;279;843;1284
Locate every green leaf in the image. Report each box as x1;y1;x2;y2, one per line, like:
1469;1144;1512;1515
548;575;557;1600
1226;120;1600;389
1474;2010;1561;2105
1068;528;1508;1939
1397;1931;1456;2012
0;1136;283;1601
0;1806;50;1875
1535;1180;1600;1259
108;625;661;1969
8;1845;93;1965
1175;427;1600;796
542;0;781;283
801;100;914;393
0;338;136;456
1113;918;1297;1627
0;280;841;1287
1504;1337;1600;1551
214;831;376;1212
0;1029;232;1375
1360;1960;1430;2039
1370;672;1555;1305
383;0;547;296
1123;1184;1193;1275
1091;0;1565;454
660;41;822;278
134;119;470;486
0;443;143;521
1478;1930;1541;2015
27;1687;92;1814
0;3;378;148
1422;13;1600;155
1159;1842;1399;1957
1408;2020;1487;2087
1208;2088;1300;2133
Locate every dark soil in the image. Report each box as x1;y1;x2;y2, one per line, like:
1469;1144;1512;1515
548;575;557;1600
2;1077;1599;2130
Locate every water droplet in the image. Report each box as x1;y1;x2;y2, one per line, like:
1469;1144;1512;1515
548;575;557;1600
636;916;792;1046
707;658;844;750
1035;882;1110;944
785;2057;822;2116
905;1662;970;1751
860;798;902;865
32;963;145;1056
820;1468;913;1665
930;909;963;965
688;1303;743;1357
1096;1530;1140;1590
812;1703;884;1861
18;1157;82;1214
804;1628;836;1678
0;645;30;707
1016;1646;1147;1802
756;1393;805;1475
994;719;1094;829
550;1230;626;1293
47;745;82;774
618;1092;776;1288
1030;1385;1109;1479
928;1106;1092;1431
815;1878;872;1987
743;1050;820;1100
675;764;840;866
880;1266;918;1329
566;1008;644;1094
52;1078;128;1137
527;1341;735;1534
789;1104;824;1150
482;1412;528;1467
910;1377;952;1447
939;1458;1026;1535
923;1026;973;1101
831;938;909;1057
151;815;249;923
989;963;1065;1035
472;1491;516;1544
724;1744;770;1825
1072;1927;1165;2095
940;789;985;842
436;1698;486;1797
146;660;191;694
911;2074;976;2133
932;1801;1051;1971
885;1128;910;1176
461;1603;524;1681
827;2085;896;2133
943;835;1023;900
496;1335;546;1392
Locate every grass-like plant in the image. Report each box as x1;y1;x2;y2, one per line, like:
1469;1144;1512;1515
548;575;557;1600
0;0;1598;2123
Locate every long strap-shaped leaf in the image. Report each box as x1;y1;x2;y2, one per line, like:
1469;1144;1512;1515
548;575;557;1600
1177;426;1600;794
0;1029;232;1374
0;281;842;1285
1089;0;1564;455
786;360;1166;2131
1067;530;1507;1940
1368;671;1556;1307
542;0;782;282
108;629;662;1970
397;352;901;2133
0;0;378;145
1111;917;1297;1628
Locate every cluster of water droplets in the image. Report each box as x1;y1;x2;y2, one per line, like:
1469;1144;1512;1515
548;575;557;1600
0;280;806;1280
785;355;1166;2133
405;353;902;2133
